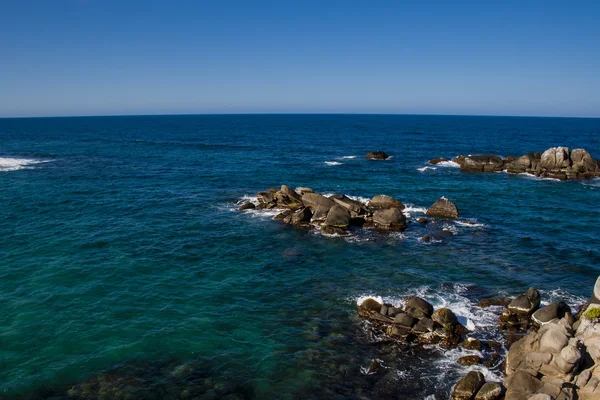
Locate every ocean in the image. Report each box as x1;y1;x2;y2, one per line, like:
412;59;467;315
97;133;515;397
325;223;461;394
1;114;600;399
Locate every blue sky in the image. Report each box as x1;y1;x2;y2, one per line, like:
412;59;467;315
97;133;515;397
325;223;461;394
1;1;599;117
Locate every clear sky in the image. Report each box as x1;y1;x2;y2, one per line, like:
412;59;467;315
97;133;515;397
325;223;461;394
1;0;599;118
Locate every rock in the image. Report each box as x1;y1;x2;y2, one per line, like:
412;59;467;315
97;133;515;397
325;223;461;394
461;154;504;172
457;355;482;366
288;207;312;225
295;187;313;195
330;194;368;215
451;371;486;400
539;147;571;170
372;208;407;231
539;328;569;353
463;338;483;351
526;394;553;400
394;313;417;328
359;298;382;313
412;317;437;334
310;205;329;223
238;202;255;211
274;210;292;220
532;302;572;325
474;382;503;400
325;205;351;229
508;288;541;315
429;157;448;164
590;276;600;308
432;308;458;328
301;192;336;210
477;298;511;308
368;194;405;210
417;217;428;224
404;296;434;319
504;370;543;398
366;151;389;160
426;197;459;219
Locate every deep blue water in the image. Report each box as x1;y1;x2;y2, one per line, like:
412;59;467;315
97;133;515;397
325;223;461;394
1;114;600;399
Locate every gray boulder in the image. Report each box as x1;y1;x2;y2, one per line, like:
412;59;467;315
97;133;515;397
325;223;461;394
431;308;458;328
301;193;336;210
532;302;571;325
412;317;437;334
394;312;417;328
508;288;541;315
461;154;504;172
539;147;571;170
373;208;407;231
238;202;255;211
474;382;503;400
451;371;486;400
368;194;405;210
330;194;367;215
324;205;351;229
310;205;329;223
426;197;459;219
404;296;434;319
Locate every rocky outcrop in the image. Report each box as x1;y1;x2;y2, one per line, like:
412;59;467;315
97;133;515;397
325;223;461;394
499;288;541;332
435;147;600;180
241;186;460;237
501;278;600;400
366;151;390;160
358;296;468;349
426;197;459;219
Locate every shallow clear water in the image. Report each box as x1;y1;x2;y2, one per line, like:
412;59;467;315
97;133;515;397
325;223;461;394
1;114;599;399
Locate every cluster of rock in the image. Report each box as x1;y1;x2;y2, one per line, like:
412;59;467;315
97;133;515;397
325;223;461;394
450;277;600;400
430;147;600;180
239;185;461;235
357;296;468;349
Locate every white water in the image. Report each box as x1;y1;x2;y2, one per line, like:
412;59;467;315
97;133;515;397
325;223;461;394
0;157;50;172
324;161;343;166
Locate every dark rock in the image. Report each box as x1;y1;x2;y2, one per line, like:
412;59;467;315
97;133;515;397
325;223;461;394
394;312;417;328
463;338;483;351
483;353;503;368
330;194;368;216
429;157;448;164
238;202;255;211
372;208;407;231
531;302;571;325
404;296;434;319
457;355;482;366
288;207;312;225
421;235;431;243
474;382;503;400
387;324;413;337
417;217;428;224
461;154;504;173
426;197;459;219
477;298;511;308
359;298;382;313
301;193;336;210
325;205;351;229
320;225;348;235
508;287;541;315
310;205;329;223
431;308;458;328
451;371;486;400
366;151;389;160
368;195;405;210
274;210;292;220
257;189;277;204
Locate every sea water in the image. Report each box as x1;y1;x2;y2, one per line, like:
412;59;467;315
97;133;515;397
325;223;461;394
1;114;599;399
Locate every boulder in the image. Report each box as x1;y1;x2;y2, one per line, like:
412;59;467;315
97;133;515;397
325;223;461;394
366;151;389;160
426;197;459;219
287;207;312;225
257;189;277;205
461;154;504;172
417;217;428;224
432;308;458;328
539;327;569;353
394;312;417;328
474;382;503;400
274;210;292;220
373;208;407;231
295;187;313;195
368;194;405;210
532;302;572;325
539;147;571;170
404;296;434;319
451;371;486;400
238;202;255;211
310;205;329;223
590;276;600;308
301;193;336;210
330;194;367;215
504;370;543;398
463;337;483;351
324;205;351;229
358;298;383;318
412;317;437;334
508;288;541;315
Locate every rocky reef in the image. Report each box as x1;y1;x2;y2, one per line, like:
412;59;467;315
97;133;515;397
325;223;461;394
239;185;461;236
431;147;600;180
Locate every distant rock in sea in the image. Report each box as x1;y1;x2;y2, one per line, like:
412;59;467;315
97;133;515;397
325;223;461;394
432;147;600;180
366;151;390;160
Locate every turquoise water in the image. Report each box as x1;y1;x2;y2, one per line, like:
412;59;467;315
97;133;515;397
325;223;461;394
1;115;600;399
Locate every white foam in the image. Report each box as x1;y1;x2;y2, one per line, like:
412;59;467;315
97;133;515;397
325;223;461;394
340;155;357;159
237;195;260;205
403;204;427;218
357;295;384;307
418;166;437;172
324;161;343;166
455;219;487;228
0;157;50;172
345;194;371;205
539;289;586;310
436;161;460;168
582;178;600;187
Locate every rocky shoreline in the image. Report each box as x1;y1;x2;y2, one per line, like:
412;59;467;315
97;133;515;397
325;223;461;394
357;277;600;400
430;147;600;181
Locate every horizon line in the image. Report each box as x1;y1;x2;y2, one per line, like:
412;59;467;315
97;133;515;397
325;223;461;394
1;112;600;120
